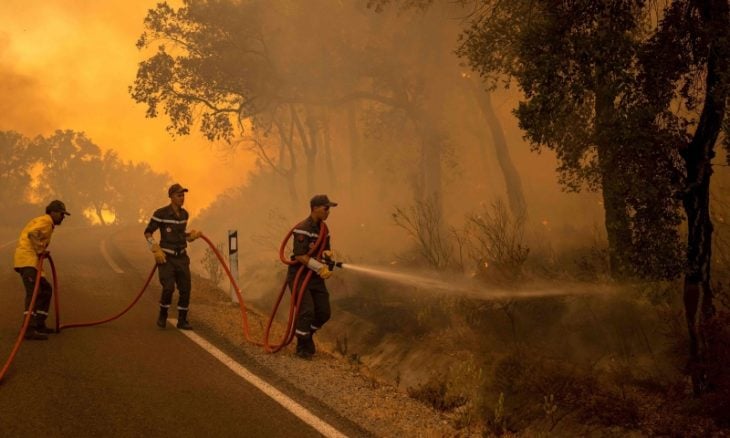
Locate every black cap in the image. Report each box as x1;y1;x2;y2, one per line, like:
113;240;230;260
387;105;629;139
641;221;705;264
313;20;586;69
310;194;338;209
168;183;189;197
46;200;71;216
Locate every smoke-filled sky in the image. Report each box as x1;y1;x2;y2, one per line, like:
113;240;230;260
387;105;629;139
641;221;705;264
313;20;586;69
0;0;255;214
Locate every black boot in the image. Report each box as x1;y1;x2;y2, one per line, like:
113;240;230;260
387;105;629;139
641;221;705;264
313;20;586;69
308;328;317;355
176;309;193;330
157;307;168;328
35;320;54;334
295;334;314;359
24;314;48;340
34;313;54;334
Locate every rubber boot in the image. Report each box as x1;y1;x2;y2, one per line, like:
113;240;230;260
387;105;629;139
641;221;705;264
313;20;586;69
295;334;314;360
24;314;48;340
176;309;193;330
35;314;54;334
156;307;168;328
308;328;318;355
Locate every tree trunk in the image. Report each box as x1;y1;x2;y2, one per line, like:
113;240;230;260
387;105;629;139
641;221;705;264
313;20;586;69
292;107;317;196
418;125;443;218
94;203;106;226
305;116;318;195
469;79;527;218
321;114;336;188
347;102;361;199
595;73;633;279
681;0;728;394
274;114;299;204
599;166;633;279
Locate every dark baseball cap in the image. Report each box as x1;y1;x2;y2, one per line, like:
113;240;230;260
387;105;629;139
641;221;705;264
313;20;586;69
168;183;189;196
310;194;338;209
46;200;71;216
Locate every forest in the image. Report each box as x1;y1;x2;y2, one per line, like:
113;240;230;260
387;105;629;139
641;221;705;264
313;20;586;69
2;0;728;435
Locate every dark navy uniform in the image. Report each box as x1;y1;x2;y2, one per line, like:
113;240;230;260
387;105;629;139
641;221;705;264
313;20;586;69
144;205;192;314
288;216;332;341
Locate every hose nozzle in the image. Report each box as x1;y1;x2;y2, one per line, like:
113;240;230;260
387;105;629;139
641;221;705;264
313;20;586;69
323;255;343;270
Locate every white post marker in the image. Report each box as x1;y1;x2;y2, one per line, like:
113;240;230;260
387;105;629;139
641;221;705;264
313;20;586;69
228;230;239;303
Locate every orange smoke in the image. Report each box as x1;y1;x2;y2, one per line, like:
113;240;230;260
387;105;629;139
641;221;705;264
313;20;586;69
0;0;255;214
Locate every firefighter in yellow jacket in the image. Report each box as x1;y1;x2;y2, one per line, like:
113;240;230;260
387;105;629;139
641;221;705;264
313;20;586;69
13;200;71;340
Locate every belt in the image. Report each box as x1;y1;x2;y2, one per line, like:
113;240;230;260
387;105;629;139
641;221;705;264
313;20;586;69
161;248;187;256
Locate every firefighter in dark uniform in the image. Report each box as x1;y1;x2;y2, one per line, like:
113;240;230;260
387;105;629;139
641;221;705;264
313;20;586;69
288;194;338;359
144;183;202;330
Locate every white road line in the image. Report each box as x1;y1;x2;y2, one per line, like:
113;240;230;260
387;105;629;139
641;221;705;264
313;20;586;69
100;239;124;274
170;319;349;438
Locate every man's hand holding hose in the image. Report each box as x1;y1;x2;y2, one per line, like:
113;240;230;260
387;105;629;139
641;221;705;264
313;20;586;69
306;256;333;279
146;235;167;265
186;229;203;242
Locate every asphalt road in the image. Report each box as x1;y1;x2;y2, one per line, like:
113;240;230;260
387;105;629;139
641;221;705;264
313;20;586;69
0;226;335;437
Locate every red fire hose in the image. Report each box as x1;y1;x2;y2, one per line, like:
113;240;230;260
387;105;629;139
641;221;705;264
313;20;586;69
0;254;50;383
263;221;328;353
199;220;329;353
1;222;328;383
58;265;158;330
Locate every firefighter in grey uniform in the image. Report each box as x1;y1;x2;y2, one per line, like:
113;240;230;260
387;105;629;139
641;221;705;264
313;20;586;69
288;194;338;359
144;183;202;330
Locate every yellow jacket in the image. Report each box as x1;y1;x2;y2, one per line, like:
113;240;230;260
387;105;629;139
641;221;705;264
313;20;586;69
14;214;55;269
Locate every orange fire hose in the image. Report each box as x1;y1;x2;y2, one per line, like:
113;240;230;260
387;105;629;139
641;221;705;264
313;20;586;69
58;265;158;330
263;221;328;352
0;254;49;383
1;222;329;383
44;222;327;351
200;220;328;353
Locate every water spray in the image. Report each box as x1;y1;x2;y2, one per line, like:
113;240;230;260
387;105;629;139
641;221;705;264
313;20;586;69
335;262;613;300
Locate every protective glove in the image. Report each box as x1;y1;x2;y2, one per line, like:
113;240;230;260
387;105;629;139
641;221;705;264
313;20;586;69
151;243;167;265
318;265;333;280
186;229;203;242
321;250;342;270
306;257;333;279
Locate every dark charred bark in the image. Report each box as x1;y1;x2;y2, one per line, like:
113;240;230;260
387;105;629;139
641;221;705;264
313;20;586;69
595;79;633;279
599;164;633;279
680;0;728;394
469;79;527;218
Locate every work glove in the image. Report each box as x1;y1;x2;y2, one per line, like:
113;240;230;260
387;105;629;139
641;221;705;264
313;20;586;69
306;257;333;279
318;265;333;280
151;243;167;265
186;229;203;242
321;250;340;270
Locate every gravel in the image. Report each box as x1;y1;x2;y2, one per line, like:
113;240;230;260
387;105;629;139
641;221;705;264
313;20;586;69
189;275;463;437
